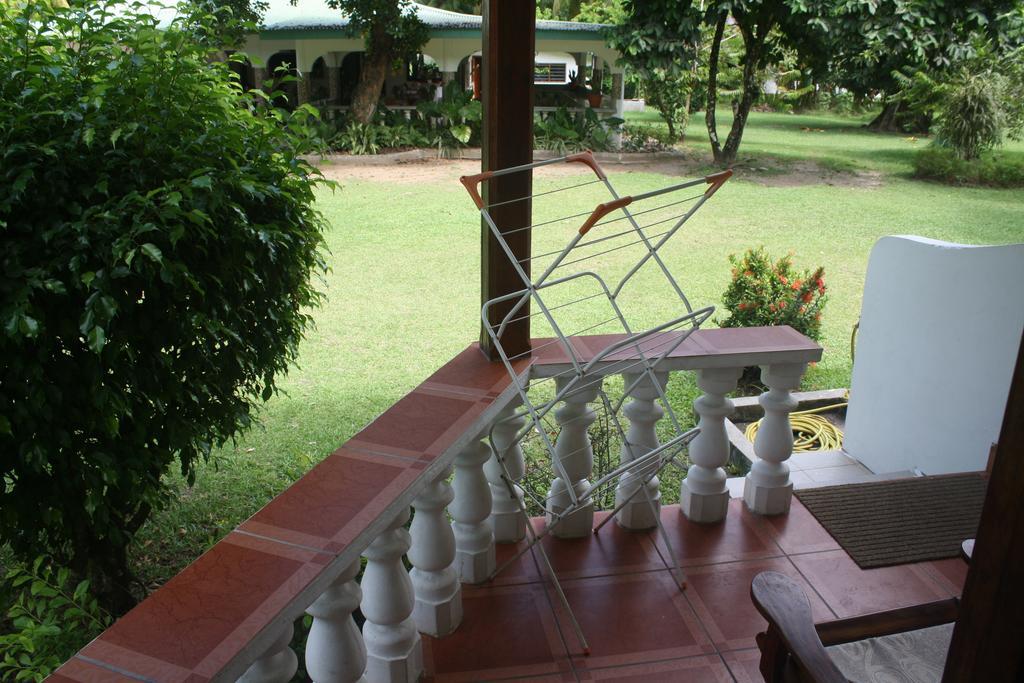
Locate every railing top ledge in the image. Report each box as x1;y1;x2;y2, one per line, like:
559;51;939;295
52;326;820;682
529;325;822;378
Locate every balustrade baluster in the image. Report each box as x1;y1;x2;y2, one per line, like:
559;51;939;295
615;371;669;530
484;403;528;543
237;623;297;683
681;367;742;523
361;508;422;683
410;465;462;636
548;375;602;538
744;362;807;515
451;439;496;583
306;559;367;683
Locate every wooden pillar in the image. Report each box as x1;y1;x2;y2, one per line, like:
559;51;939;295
943;331;1024;681
480;0;536;361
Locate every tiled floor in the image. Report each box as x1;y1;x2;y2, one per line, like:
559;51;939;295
421;499;965;682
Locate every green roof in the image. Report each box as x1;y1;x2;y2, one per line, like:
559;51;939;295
260;0;607;38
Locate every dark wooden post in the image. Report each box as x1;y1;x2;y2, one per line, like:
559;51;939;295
943;330;1024;681
480;0;536;361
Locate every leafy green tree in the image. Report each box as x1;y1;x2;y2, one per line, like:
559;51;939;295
895;45;1024;159
188;0;269;46
608;1;702;143
615;0;820;165
576;0;624;24
642;70;693;142
328;0;430;123
801;0;1023;131
0;0;327;612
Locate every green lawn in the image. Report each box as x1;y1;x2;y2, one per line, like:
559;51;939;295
131;110;1024;588
627;108;1024;175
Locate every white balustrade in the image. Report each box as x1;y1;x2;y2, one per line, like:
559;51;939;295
682;367;742;523
615;371;669;530
484;403;528;543
361;508;422;683
237;623;298;683
410;466;462;637
548;375;602;538
306;560;367;683
744;363;807;515
450;439;496;583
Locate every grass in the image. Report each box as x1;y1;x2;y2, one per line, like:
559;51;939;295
123;109;1024;588
626;109;1024;176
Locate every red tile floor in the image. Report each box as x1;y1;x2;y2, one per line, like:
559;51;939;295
421;498;967;682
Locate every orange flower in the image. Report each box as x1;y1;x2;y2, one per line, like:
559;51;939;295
778;300;787;309
768;303;776;312
779;275;788;285
744;270;753;277
802;291;813;303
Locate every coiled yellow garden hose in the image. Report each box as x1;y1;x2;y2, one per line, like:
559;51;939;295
744;401;848;452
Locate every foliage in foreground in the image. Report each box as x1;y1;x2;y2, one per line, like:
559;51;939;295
0;0;328;612
0;558;111;682
720;247;828;342
913;147;1024;188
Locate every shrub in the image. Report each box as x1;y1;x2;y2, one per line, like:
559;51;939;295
621;124;674;152
935;72;1003;160
719;247;827;342
642;70;693;142
534;106;624;154
416;82;483;157
0;0;328;612
0;558;111;682
913;147;1024;187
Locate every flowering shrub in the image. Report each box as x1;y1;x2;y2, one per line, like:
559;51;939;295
720;247;827;341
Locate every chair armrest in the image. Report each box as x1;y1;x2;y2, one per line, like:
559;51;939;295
815;597;959;647
751;571;847;683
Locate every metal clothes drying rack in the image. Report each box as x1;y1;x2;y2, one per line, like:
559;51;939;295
459;152;731;653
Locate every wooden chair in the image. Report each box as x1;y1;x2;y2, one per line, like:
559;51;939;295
749;328;1024;682
750;571;959;682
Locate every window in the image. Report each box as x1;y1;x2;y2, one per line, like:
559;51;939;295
534;63;567;83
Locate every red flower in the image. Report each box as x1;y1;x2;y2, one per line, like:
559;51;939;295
744;270;753;277
778;300;787;309
737;302;747;310
802;291;813;303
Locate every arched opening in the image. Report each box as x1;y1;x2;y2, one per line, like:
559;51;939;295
225;51;254;92
309;56;328;104
266;50;298;110
456;54;481;100
339;52;362;106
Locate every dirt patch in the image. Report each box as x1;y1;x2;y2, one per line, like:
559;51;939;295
734;159;883;188
314;151;883;189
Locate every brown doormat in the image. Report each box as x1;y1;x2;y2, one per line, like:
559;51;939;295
794;473;987;569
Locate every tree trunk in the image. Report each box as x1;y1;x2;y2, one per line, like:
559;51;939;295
718;21;767;166
350;49;391;124
680;89;692;143
66;500;146;616
866;100;902;131
705;13;727;164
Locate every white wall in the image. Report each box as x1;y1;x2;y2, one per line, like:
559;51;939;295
844;236;1024;475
